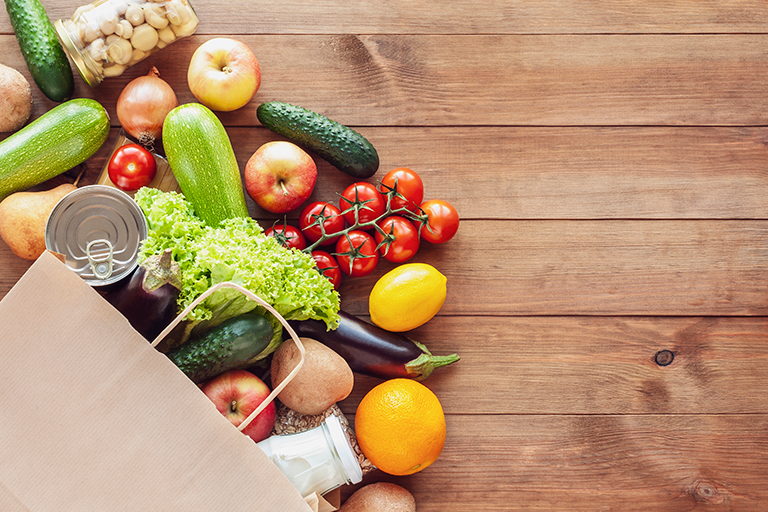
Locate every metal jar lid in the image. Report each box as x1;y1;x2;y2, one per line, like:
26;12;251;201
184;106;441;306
45;185;148;287
54;19;101;87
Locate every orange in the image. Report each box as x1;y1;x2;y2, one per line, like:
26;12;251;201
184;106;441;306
354;378;446;476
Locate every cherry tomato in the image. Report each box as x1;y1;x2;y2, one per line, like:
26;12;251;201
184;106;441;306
374;216;420;263
339;182;386;228
265;223;307;250
299;201;345;246
418;199;460;244
311;250;342;290
334;230;379;277
108;143;157;191
378;167;424;213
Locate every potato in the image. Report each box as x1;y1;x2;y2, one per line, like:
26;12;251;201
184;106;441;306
0;63;33;133
271;337;353;416
339;482;416;512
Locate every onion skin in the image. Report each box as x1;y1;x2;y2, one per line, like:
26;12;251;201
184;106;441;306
105;248;182;342
116;66;178;149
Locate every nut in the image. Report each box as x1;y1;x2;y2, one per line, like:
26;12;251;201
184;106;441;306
130;23;159;52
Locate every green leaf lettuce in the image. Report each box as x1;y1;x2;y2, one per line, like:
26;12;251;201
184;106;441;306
134;188;340;352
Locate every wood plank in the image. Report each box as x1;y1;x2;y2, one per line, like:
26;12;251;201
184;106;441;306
3;1;767;35
2;34;768;126
338;316;768;415
345;414;768;511
7;126;768;222
3;217;767;315
240;126;768;221
335;220;768;317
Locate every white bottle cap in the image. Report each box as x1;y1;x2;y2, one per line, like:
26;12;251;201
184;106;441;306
324;415;363;484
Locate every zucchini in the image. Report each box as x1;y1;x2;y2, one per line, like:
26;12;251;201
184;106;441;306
163;103;249;227
166;312;275;383
0;98;109;201
257;101;379;179
4;0;74;102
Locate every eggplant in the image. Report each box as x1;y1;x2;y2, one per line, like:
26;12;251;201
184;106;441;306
288;310;459;381
106;248;182;342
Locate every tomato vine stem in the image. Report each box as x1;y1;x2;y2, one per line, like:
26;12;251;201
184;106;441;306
301;180;429;266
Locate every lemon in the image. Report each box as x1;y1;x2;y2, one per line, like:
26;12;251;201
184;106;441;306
369;263;447;332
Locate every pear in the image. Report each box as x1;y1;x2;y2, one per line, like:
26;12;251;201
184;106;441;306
0;183;77;260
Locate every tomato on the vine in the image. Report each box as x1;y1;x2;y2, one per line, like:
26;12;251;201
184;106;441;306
339;182;386;227
108;143;157;191
374;216;420;263
299;201;345;245
418;199;460;244
265;223;307;250
311;250;342;290
378;167;424;213
334;230;379;277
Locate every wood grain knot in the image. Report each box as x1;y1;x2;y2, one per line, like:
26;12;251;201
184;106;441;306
694;481;724;504
654;349;674;366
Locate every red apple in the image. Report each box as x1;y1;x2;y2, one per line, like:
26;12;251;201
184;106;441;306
245;141;318;214
200;369;276;442
187;38;261;112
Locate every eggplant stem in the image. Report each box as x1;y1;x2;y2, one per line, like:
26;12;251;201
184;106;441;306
404;339;460;381
141;248;183;293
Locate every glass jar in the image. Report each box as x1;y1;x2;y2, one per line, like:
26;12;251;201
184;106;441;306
54;0;199;86
256;415;363;498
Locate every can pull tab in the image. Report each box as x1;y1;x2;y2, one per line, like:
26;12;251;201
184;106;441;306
86;239;114;280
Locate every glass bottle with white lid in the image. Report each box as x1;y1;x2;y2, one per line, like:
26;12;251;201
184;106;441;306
256;415;364;498
55;0;199;86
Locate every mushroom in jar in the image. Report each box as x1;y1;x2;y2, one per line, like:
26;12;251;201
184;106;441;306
130;24;159;52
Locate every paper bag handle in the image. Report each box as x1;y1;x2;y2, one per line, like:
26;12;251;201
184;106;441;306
150;281;305;433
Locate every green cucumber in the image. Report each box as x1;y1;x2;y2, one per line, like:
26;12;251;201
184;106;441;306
4;0;74;102
0;98;109;201
163;103;249;227
257;101;379;179
166;312;275;383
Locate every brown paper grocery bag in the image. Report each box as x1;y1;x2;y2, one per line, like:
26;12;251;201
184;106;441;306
0;251;312;512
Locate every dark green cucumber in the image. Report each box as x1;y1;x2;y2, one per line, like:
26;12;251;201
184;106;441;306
4;0;74;102
257;101;379;179
0;98;110;201
166;312;274;383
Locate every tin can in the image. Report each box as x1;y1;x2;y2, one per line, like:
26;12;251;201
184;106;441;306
54;0;199;86
45;185;148;289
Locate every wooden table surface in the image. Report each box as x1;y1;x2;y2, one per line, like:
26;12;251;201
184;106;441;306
2;1;768;510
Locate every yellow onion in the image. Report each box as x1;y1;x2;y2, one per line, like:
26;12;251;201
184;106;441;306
116;66;178;150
